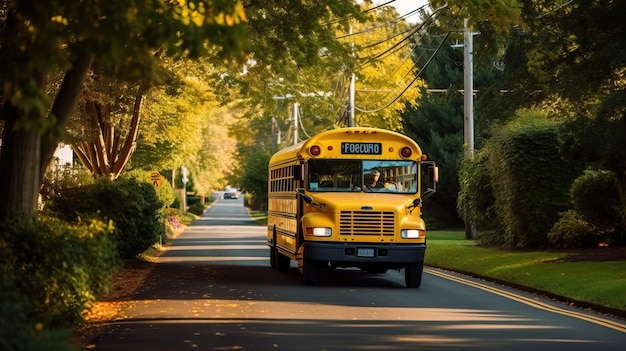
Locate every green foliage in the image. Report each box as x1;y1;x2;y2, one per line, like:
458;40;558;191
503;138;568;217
1;0;248;118
187;202;206;216
0;217;119;351
548;210;596;249
134;69;238;194
48;178;165;258
235;144;278;211
123;169;176;207
0;0;249;221
457;146;499;230
459;111;584;248
161;207;188;239
489;111;583;248
476;229;507;247
40;163;95;209
227;0;364;141
463;0;626;241
430;0;523;38
570;169;624;244
403;14;506;228
404;88;464;227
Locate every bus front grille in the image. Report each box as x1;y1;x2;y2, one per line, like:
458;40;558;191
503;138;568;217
339;211;395;236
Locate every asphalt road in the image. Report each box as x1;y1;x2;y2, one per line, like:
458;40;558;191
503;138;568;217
85;197;626;350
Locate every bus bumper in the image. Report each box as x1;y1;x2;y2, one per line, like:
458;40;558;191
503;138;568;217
303;242;425;264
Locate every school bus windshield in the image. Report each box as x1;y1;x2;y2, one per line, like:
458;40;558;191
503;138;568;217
307;159;418;193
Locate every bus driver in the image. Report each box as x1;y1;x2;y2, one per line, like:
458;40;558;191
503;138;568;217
368;170;385;189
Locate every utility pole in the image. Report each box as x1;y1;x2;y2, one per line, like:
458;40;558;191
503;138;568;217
271;116;281;144
463;18;477;240
348;23;356;127
463;18;475;158
292;102;299;145
349;73;355;127
181;165;189;214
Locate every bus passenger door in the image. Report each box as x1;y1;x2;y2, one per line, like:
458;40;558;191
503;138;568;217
292;162;307;263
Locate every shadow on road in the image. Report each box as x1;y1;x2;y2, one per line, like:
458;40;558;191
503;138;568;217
84;198;626;351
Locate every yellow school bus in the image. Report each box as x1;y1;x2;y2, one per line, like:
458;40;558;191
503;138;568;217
267;127;438;287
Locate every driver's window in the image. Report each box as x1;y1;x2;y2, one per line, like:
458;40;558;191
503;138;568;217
363;160;418;193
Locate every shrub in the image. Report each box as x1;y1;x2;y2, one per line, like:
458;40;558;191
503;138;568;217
486;111;582;248
187;202;206;215
477;229;507;247
570;170;623;244
162;207;188;239
49;177;165;258
457;146;499;231
0;238;27;351
0;217;119;350
122;169;176;207
548;210;596;248
40;163;94;209
187;195;200;207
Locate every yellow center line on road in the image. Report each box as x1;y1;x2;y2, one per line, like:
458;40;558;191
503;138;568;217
425;267;626;334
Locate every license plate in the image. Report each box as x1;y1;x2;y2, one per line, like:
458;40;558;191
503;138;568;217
357;248;375;257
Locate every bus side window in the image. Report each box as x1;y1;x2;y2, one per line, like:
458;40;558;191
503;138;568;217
293;164;303;181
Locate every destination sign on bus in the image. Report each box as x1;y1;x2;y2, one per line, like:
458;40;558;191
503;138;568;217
341;142;382;155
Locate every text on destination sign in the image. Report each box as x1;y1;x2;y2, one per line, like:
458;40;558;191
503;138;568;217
341;142;382;155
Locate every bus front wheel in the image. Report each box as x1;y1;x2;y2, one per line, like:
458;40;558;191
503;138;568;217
405;261;424;288
303;259;318;285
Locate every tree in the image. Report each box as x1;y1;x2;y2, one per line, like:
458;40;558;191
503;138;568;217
121;57;239;195
225;0;364;137
401;6;504;227
402;59;465;226
235;143;278;210
468;0;626;236
70;69;147;180
428;0;626;242
342;3;423;130
0;0;247;220
229;2;431;201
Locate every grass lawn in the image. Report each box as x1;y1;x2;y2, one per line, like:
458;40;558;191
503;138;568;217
426;231;626;314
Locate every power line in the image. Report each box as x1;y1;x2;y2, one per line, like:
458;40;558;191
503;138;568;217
336;3;429;39
349;6;448;113
355;31;451;114
353;4;446;71
323;0;399;26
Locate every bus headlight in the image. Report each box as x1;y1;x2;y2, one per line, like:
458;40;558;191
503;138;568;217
305;227;332;237
401;229;423;238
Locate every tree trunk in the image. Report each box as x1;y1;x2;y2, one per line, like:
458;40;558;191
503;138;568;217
615;162;626;244
0;54;94;222
72;85;145;180
0;105;41;220
39;54;95;182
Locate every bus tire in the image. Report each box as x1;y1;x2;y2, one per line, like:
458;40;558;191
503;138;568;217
276;250;290;272
303;259;317;285
405;261;423;288
270;247;276;268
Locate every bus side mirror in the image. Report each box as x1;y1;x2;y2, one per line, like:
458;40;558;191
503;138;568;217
421;161;438;201
302;193;313;204
296;189;325;207
429;166;439;183
292;164;303;181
